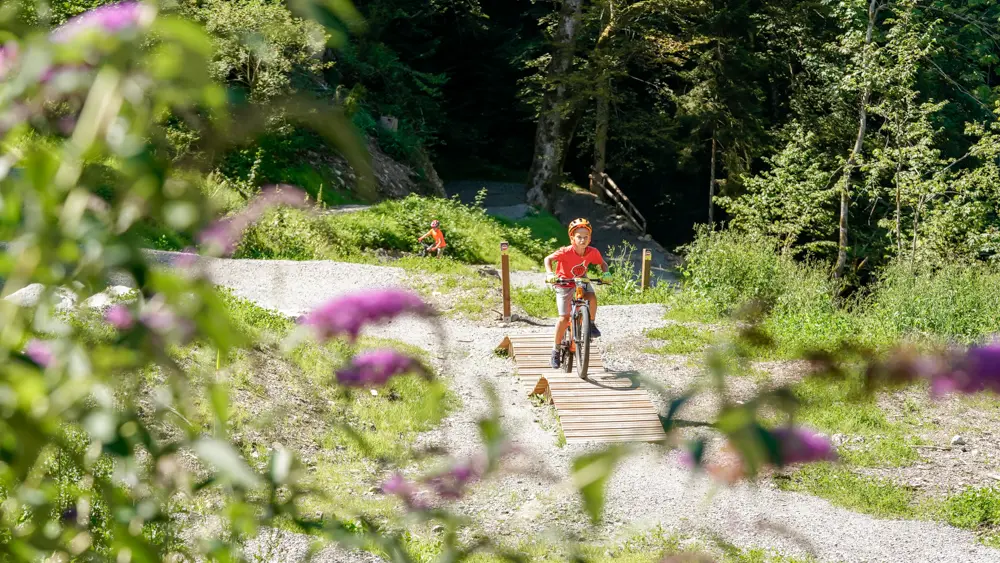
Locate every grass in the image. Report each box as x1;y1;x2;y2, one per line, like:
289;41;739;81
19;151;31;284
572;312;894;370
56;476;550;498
408;266;499;320
237;194;552;270
645;323;717;355
944;486;1000;548
495;208;564;249
401;525;819;563
183;291;455;519
671;229;1000;358
776;464;920;518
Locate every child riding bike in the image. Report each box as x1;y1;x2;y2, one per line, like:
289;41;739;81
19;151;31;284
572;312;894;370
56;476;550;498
544;218;611;368
418;220;447;258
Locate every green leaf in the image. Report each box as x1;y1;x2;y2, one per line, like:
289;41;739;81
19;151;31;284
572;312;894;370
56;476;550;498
193;438;262;489
571;445;628;524
268;446;293;486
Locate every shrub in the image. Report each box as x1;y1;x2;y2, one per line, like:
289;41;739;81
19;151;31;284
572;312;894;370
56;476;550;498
678;228;835;318
864;260;1000;344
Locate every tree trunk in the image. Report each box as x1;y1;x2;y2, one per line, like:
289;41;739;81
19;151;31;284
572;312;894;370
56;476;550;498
709;131;717;226
894;156;902;255
526;0;584;210
593;76;610;197
833;0;879;280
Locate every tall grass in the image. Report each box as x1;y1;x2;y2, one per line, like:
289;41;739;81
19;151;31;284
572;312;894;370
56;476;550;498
672;229;1000;356
237;193;557;269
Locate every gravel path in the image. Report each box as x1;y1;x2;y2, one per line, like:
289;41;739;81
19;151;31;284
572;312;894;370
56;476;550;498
161;257;1000;562
13;254;999;562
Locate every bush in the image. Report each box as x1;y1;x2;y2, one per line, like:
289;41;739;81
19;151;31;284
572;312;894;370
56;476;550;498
945;486;1000;530
678;228;835;318
237;193;551;269
864;260;1000;344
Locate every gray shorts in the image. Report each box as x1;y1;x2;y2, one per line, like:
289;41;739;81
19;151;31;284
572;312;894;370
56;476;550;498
555;284;594;316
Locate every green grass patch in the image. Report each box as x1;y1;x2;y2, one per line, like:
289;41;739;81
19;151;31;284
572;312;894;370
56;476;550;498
192;291;455;518
417;526;818;563
646;323;716;355
496;208;564;248
777;464;918;518
787;370;921;467
237;194;550;270
944;486;1000;547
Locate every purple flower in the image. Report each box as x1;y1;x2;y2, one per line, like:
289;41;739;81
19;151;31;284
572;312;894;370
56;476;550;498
25;339;53;368
301;289;433;342
426;459;483;499
173;247;199;268
51;2;155;44
930;343;1000;397
0;42;18;79
198;185;308;257
381;473;427;510
770;427;838;466
335;349;428;387
105;304;134;330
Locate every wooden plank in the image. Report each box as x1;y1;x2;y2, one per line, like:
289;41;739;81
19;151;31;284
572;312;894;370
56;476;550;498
561;420;663;430
560;415;661;424
566;435;663;444
551;396;652;406
565;430;665;438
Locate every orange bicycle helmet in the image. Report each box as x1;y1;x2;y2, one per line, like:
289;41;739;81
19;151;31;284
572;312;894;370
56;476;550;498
567;218;592;237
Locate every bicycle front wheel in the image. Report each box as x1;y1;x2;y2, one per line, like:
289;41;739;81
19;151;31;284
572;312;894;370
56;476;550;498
575;307;591;379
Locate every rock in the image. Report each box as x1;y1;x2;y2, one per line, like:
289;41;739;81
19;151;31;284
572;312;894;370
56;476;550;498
432;525;444;533
832;433;846;445
951;435;967;446
852;436;865;444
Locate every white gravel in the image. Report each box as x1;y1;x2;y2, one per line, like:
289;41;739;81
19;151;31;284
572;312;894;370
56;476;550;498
12;254;999;562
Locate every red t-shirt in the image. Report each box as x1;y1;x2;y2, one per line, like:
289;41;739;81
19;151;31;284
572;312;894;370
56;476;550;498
551;245;604;283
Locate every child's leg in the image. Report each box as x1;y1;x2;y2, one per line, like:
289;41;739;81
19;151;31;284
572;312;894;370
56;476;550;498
554;315;571;347
436;248;443;258
586;291;597;321
554;288;572;347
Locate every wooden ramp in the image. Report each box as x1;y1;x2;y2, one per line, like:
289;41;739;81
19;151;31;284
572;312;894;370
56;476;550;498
497;334;665;444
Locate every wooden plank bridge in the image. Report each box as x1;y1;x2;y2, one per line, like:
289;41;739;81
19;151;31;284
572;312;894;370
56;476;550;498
497;333;665;444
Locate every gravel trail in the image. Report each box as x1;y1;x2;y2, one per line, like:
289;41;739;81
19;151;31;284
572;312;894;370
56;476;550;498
163;257;999;563
15;254;998;562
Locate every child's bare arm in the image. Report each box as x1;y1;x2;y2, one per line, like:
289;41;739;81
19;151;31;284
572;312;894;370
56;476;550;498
543;252;558;273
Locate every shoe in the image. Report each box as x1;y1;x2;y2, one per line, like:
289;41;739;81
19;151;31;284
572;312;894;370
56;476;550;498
590;324;601;338
550;349;560;369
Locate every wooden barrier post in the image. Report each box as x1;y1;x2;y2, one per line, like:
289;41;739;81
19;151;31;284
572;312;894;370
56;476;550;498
500;241;511;321
640;248;652;291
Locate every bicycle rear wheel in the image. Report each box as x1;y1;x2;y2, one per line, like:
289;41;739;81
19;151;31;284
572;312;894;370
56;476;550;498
561;325;573;373
575;307;591;379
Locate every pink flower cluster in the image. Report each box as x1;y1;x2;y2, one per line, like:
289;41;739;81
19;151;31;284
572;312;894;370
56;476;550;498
929;344;1000;397
866;342;1000;398
51;2;155;44
25;339;53;368
770;427;838;466
681;426;838;482
300;289;433;342
336;349;429;387
381;456;487;510
197;185;308;257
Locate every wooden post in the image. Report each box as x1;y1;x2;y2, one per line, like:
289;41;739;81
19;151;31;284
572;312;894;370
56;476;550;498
640;248;652;291
500;242;511;321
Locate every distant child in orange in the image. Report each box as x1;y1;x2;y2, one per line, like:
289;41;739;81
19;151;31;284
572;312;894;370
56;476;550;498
544;218;612;368
418;220;447;258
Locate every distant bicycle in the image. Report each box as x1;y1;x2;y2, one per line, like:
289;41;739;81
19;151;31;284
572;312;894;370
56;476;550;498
548;266;608;379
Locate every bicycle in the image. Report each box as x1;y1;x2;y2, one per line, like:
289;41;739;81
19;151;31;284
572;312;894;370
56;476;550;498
548;267;608;379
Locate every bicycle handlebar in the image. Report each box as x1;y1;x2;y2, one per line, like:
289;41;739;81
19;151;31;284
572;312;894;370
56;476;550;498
548;277;608;285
